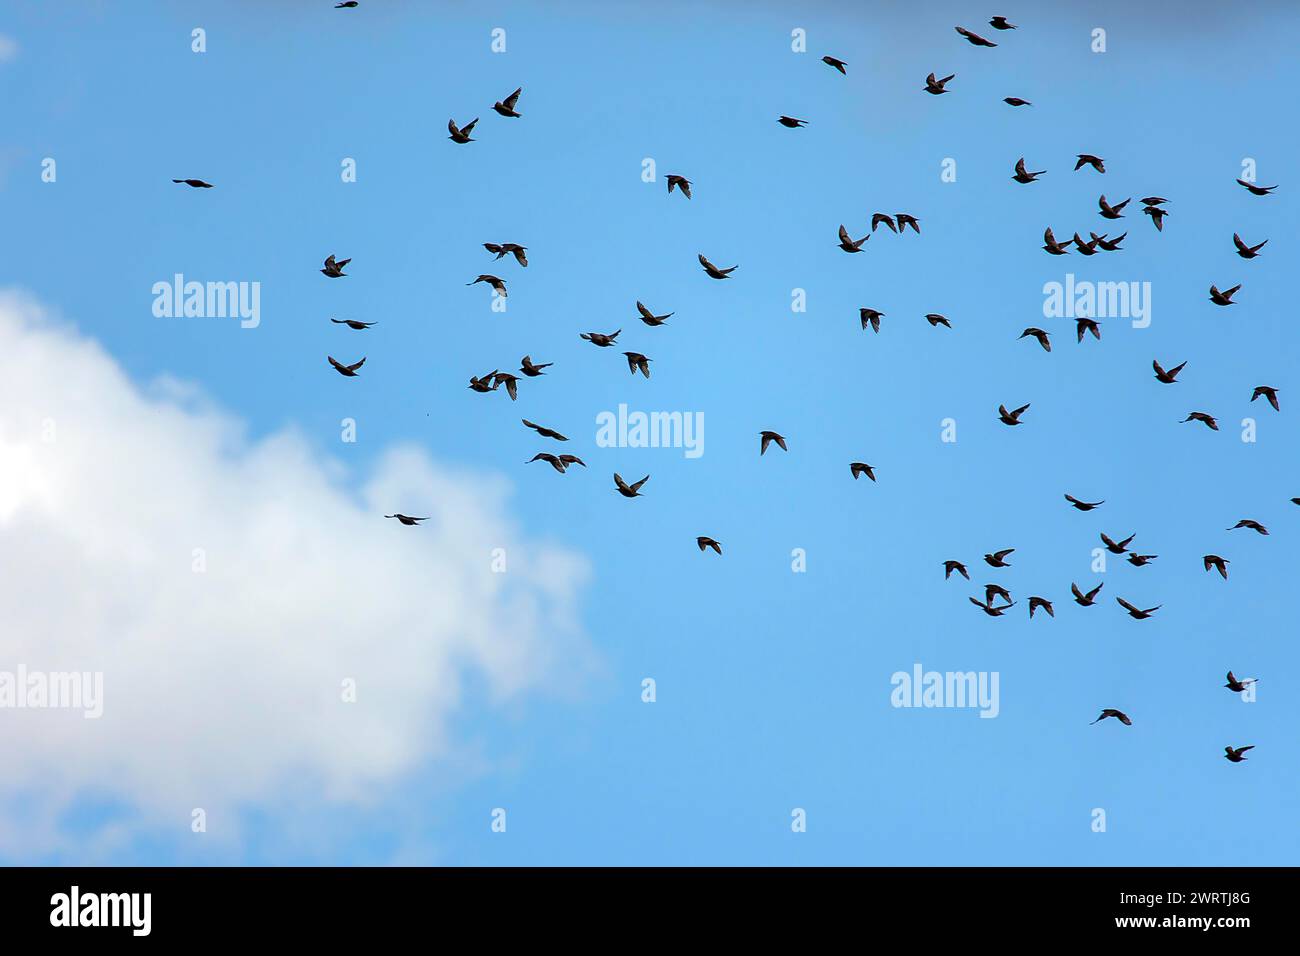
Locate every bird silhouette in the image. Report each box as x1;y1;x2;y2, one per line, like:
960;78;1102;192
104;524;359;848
1028;597;1054;619
850;462;876;481
1091;709;1131;726
1117;598;1161;620
1224;745;1255;762
636;301;673;326
666;174;692;199
697;536;723;554
623;352;652;378
519;355;552;376
384;514;426;525
1227;519;1268;535
613;473;649;497
837;224;869;252
759;431;788;455
522;419;567;441
821;55;847;74
492;87;522;117
321;254;350;278
998;403;1030;426
580;330;620;347
1203;555;1230;579
1075;154;1105;173
1236;179;1276;196
331;318;375;330
448;117;478;143
1251;386;1280;411
1181;411;1219;431
777;115;808;128
172;178;213;188
468;274;508;297
923;72;955;94
1072;582;1104;606
1064;494;1104;511
328;355;365;377
1209;284;1241;305
944;560;970;580
1233;233;1267;258
698;254;737;278
955;26;997;47
483;243;528;266
1153;359;1187;383
1012;157;1045;183
984;549;1015;568
1224;672;1257;693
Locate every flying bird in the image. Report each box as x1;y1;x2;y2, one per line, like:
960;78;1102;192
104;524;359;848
492;87;522;118
1098;195;1130;219
984;549;1015;568
328;355;365;377
1153;359;1186;383
1251;386;1280;411
468;274;508;297
172;178;213;188
1233;233;1267;259
527;453;567;474
467;370;499;393
1209;284;1240;305
1143;205;1168;231
1100;532;1135;554
997;403;1029;426
448;117;478;143
1028;596;1054;619
698;254;737;279
821;55;847;74
1224;672;1257;693
580;329;620;347
1020;327;1051;351
331;318;376;330
923;72;955;95
1012;157;1045;183
1126;553;1158;567
1116;598;1161;620
871;213;897;233
925;313;951;329
1203;555;1230;579
985;583;1012;605
860;308;884;333
1224;745;1255;762
666;174;692;199
1092;232;1127;252
837;224;869;253
483;243;528;266
955;26;997;47
989;16;1016;29
1075;154;1105;173
1090;709;1131;726
1181;411;1218;430
558;454;586;469
384;514;427;525
321;254;350;278
697;536;723;555
613;473;649;498
1072;582;1104;606
1076;317;1102;342
896;213;921;233
969;596;1015;617
522;419;567;441
777;115;809;128
1042;228;1071;255
1003;97;1032;107
636;301;673;326
1227;519;1268;535
335;1;359;7
1072;232;1100;256
1236;179;1276;196
943;560;970;580
760;431;788;455
1064;494;1104;511
491;372;519;400
850;462;876;481
624;351;652;378
519;355;552;376
1141;197;1168;206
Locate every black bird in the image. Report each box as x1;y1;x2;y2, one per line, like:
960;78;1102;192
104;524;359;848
850;462;877;481
1075;154;1105;173
925;313;951;329
467;370;499;393
448;117;478;143
1126;553;1158;567
335;1;359;7
1064;494;1104;511
896;213;921;234
468;274;508;297
1003;97;1031;107
580;329;620;347
321;254;350;278
1143;205;1168;231
1227;519;1268;535
328;355;365;377
1233;233;1267;259
384;514;427;525
1203;555;1230;579
984;549;1014;568
331;318;376;330
985;583;1012;606
636;301;673;326
697;536;723;554
614;473;649;497
1209;284;1240;306
1224;671;1257;693
944;560;970;580
1100;532;1134;554
492;87;522;118
1072;582;1104;606
1090;709;1131;726
955;25;997;47
522;419;567;441
969;596;1015;617
1020;327;1051;351
871;213;897;233
989;16;1016;29
777;115;809;128
558;454;586;470
1072;232;1100;256
1236;179;1276;196
1098;195;1130;219
821;55;847;74
760;431;788;455
1012;157;1045;183
997;403;1029;426
172;178;214;188
624;352;652;378
483;243;528;266
666;174;692;199
519;355;552;376
1251;386;1280;411
1076;317;1101;342
923;72;955;95
837;224;869;253
1042;227;1071;255
1153;359;1186;383
698;254;737;279
1224;745;1255;762
860;308;884;333
491;372;519;401
1181;411;1219;430
1028;596;1054;619
1117;598;1161;620
1141;197;1168;206
528;453;567;474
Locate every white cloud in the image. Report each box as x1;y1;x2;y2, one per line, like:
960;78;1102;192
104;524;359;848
0;36;16;63
0;292;593;857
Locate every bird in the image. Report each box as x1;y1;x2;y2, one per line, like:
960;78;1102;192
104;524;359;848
527;453;567;474
1153;359;1187;383
1012;157;1045;183
1003;97;1032;107
1075;154;1105;173
1227;519;1268;535
331;318;376;330
1141;197;1168;206
923;72;955;95
697;536;723;555
492;87;522;118
491;372;520;400
896;213;921;234
837;224;869;252
1224;672;1257;693
1098;195;1130;219
321;254;350;278
1209;284;1241;306
698;254;737;279
467;370;499;393
1092;232;1127;251
1042;228;1071;255
1090;709;1131;726
1100;532;1135;554
1233;233;1267;259
448;117;478;143
1224;745;1255;762
1251;386;1280;411
1028;596;1054;619
1126;553;1158;567
636;301;673;326
1143;205;1168;231
522;419;567;441
613;473;649;497
1117;598;1161;620
558;454;586;469
969;596;1015;617
1181;411;1219;431
867;214;896;235
1019;327;1051;352
624;352;652;378
1236;179;1276;196
984;549;1015;568
666;174;692;199
989;16;1016;29
821;55;847;74
1203;555;1230;579
777;115;808;128
1072;232;1100;256
860;308;884;333
1072;582;1104;606
985;583;1012;605
1076;317;1102;342
335;1;359;7
943;560;970;580
1065;494;1104;511
519;355;552;377
925;313;951;329
384;514;427;525
955;26;997;47
760;431;788;455
580;329;620;347
997;403;1029;426
483;243;528;266
850;462;876;481
468;274;508;297
172;178;213;188
328;355;365;377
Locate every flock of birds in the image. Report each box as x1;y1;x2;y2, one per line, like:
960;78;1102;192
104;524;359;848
175;10;1286;765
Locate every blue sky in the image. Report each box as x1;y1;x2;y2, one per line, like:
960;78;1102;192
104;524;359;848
1;0;1298;864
